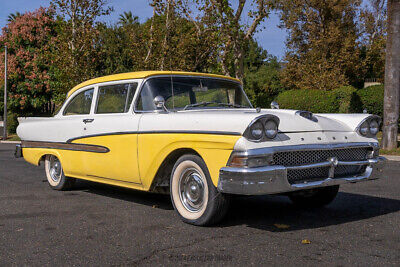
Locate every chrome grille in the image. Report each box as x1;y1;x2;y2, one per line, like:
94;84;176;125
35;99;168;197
273;147;371;184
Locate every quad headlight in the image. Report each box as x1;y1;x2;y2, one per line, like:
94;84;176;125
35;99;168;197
250;121;263;140
264;120;278;139
244;115;280;142
358;116;381;137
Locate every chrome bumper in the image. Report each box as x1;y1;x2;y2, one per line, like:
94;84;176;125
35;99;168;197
217;156;387;195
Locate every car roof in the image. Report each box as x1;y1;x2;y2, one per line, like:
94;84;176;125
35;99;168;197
67;71;241;98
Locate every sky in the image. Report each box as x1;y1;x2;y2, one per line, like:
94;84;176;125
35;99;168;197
0;0;287;59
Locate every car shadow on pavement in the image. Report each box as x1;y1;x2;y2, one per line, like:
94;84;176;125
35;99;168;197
71;179;174;210
221;192;400;231
72;178;400;230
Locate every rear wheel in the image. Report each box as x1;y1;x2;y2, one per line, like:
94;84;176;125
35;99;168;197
288;185;339;208
170;154;229;226
44;155;75;190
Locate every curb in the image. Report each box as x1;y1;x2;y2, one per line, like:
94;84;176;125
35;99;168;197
0;141;21;144
381;155;400;161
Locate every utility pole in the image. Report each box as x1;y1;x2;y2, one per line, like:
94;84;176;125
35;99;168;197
3;45;7;140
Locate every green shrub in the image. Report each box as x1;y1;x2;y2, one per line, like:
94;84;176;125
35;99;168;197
357;84;384;117
274;86;361;113
334;86;363;113
6;112;19;134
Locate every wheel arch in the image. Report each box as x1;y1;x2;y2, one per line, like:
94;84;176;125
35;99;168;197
149;148;201;193
22;148;63;166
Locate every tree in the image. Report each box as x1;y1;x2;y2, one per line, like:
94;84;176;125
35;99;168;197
7;11;22;22
50;0;113;96
118;11;139;26
0;8;58;118
359;0;387;81
243;39;283;107
382;0;400;150
277;0;364;90
175;0;271;81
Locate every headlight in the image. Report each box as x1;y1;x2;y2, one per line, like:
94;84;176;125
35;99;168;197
243;115;280;142
357;116;381;137
264;120;278;139
250;121;263;140
369;120;379;135
359;121;369;136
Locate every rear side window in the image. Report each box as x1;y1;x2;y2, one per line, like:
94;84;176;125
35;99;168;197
96;83;138;114
64;88;94;115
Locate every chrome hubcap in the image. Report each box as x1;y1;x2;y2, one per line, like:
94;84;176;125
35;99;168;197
49;156;62;183
178;168;205;212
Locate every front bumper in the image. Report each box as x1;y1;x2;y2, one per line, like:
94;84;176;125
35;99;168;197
217;144;386;195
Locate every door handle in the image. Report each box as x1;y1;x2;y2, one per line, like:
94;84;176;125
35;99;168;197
83;119;94;124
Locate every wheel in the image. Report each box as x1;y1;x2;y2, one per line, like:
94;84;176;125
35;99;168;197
44;155;75;190
288;185;339;208
170;154;230;226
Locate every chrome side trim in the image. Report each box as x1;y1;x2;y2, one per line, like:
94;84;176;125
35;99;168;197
21;141;110;153
67;130;242;143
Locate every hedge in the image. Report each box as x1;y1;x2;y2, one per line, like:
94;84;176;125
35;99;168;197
274;86;362;113
357;84;384;117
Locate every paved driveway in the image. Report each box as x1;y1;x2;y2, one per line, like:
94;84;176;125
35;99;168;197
0;143;399;265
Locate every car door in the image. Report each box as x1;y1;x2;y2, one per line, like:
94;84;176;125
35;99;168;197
77;81;142;184
57;87;95;177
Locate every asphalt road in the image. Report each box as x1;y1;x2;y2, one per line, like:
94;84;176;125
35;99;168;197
0;143;399;266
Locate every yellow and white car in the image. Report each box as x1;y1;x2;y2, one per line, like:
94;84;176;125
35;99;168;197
15;71;386;225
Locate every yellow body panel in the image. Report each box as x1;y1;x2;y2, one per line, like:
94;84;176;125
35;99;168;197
67;71;241;98
71;135;141;184
22;133;240;191
137;134;240;189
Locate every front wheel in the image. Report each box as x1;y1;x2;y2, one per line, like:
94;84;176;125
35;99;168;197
44;155;75;190
288;185;339;208
170;154;230;226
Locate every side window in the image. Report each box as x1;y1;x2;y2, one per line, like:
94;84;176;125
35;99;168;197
63;88;94;115
96;83;138;114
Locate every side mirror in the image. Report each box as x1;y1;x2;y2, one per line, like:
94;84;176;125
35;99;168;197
271;101;279;109
154;95;167;112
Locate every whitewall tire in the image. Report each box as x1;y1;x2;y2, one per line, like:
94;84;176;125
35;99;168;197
170;154;229;226
44;155;75;190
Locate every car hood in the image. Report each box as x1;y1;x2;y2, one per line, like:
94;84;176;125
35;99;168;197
138;109;370;134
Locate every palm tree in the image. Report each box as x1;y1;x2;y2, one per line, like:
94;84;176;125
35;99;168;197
7;11;22;22
118;11;139;26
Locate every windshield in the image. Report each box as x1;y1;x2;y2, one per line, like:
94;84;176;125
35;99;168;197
136;76;252;111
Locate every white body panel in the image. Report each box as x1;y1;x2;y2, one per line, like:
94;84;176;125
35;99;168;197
16;76;378;151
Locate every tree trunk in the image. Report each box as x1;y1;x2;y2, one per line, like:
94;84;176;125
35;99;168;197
160;0;173;71
382;0;400;150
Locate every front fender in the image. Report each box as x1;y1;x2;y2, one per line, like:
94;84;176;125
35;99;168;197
138;133;240;189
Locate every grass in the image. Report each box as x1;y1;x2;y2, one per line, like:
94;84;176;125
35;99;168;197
377;132;400;156
0;134;21;141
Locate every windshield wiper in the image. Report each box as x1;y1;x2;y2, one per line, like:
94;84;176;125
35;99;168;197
217;103;248;108
184;102;248;110
183;101;219;110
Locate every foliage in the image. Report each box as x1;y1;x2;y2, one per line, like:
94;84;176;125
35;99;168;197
275;86;362;113
50;0;113;97
357;84;384;117
7;112;19;134
243;41;284;107
359;0;387;81
277;0;365;90
0;7;58;116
